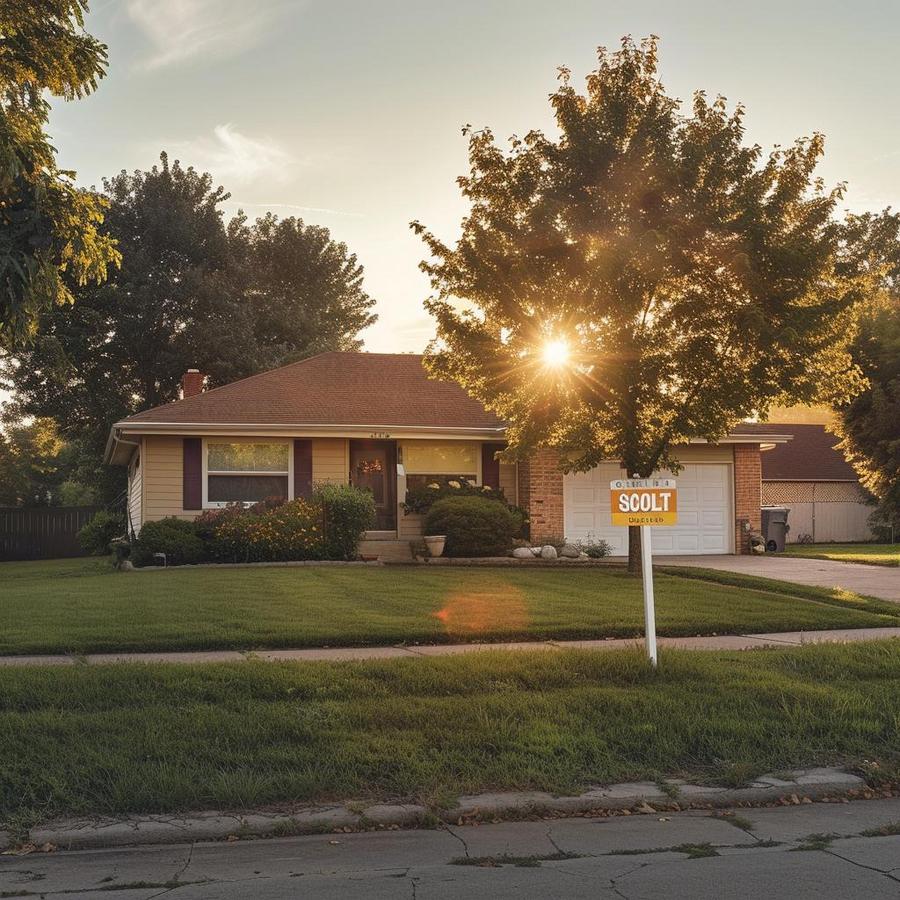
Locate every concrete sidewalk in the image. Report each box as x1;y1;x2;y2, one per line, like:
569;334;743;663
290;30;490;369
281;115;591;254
5;794;900;898
659;554;900;602
1;626;899;667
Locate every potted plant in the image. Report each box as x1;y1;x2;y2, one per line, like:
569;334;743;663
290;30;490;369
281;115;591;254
423;534;446;557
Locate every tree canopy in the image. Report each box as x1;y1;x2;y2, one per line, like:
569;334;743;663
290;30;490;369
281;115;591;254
414;37;866;563
0;0;119;349
3;154;377;499
834;211;900;536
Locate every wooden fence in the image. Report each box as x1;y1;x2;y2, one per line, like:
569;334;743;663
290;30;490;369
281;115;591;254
0;506;102;561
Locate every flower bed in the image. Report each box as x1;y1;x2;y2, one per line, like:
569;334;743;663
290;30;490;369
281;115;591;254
130;485;375;566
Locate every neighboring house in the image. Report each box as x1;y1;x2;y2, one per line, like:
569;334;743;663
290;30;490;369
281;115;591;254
753;423;874;543
105;352;789;556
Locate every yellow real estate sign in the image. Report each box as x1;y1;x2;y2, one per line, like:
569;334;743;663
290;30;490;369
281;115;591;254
610;478;678;527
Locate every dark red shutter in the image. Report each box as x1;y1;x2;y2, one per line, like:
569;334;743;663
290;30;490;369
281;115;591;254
481;442;503;490
183;438;202;510
294;439;313;499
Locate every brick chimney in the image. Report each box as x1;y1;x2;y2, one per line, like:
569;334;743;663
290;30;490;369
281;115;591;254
181;369;206;399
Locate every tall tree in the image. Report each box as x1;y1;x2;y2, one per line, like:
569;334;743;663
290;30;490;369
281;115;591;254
230;211;376;367
413;37;865;569
3;155;377;498
834;212;900;537
0;417;65;505
0;0;119;348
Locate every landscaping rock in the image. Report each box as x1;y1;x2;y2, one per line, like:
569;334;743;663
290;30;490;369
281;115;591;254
531;546;542;557
559;544;580;558
578;552;589;559
511;547;533;559
540;545;558;560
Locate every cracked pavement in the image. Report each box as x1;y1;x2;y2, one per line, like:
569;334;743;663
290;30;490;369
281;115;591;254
2;798;899;898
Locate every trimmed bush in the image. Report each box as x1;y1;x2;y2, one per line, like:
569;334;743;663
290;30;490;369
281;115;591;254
403;477;507;515
77;510;125;556
132;518;206;567
424;495;521;557
315;483;376;560
193;506;247;562
212;499;326;563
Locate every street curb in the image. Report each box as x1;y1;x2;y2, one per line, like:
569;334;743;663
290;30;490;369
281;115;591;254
2;767;874;853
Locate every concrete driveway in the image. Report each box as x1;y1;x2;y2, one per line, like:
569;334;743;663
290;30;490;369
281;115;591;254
658;555;900;603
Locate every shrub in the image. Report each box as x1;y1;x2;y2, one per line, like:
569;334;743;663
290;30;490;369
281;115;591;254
577;537;613;558
315;483;376;560
132;518;206;567
403;478;507;514
424;495;521;557
194;505;247;561
77;509;125;555
212;499;326;563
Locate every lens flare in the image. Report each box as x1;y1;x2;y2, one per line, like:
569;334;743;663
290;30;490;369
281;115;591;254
542;339;570;367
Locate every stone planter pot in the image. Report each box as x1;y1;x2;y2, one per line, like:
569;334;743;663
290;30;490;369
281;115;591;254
424;535;446;558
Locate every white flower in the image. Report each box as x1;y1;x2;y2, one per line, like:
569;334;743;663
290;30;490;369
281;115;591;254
448;480;461;488
467;479;477;486
427;483;440;489
482;484;492;490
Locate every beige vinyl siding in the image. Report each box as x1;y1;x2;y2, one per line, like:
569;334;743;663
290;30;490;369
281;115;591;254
126;443;143;535
499;461;517;503
141;436;352;522
312;438;349;485
673;444;734;464
399;511;424;539
143;436;191;522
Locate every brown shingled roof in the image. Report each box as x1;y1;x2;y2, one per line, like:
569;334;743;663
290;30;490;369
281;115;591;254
120;352;504;430
755;423;859;481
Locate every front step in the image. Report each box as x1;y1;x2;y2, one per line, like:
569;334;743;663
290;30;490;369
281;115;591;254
358;539;414;562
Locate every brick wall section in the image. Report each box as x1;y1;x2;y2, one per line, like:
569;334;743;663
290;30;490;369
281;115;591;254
733;443;762;554
519;448;565;543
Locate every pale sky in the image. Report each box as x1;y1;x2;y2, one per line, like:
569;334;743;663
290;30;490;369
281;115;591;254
50;0;900;354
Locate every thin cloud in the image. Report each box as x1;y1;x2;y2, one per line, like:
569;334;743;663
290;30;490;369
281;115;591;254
161;124;296;185
128;0;297;69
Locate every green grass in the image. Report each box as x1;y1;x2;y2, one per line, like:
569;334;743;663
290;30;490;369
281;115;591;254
2;642;899;824
779;543;899;567
0;558;897;656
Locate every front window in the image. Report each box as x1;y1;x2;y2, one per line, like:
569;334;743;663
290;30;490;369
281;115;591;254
206;441;289;506
402;441;477;492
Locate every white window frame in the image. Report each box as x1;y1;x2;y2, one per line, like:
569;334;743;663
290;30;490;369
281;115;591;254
201;438;293;509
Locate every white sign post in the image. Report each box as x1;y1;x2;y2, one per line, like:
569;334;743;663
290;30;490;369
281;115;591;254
639;523;657;667
609;477;678;668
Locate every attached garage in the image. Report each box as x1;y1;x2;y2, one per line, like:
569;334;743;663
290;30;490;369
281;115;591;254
564;461;734;555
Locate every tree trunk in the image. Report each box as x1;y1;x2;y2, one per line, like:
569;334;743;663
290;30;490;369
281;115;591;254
627;525;642;574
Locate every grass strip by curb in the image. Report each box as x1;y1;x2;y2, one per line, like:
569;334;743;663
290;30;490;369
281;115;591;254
2;642;899;829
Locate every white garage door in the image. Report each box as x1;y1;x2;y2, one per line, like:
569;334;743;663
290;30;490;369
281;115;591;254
564;463;733;555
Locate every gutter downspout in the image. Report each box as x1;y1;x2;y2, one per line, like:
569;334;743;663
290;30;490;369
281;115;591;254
109;429;141;538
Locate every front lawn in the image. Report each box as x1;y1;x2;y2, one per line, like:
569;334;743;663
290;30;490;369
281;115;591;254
0;558;897;656
2;642;899;824
780;543;899;567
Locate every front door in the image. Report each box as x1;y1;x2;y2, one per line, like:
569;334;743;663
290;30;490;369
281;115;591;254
349;440;397;531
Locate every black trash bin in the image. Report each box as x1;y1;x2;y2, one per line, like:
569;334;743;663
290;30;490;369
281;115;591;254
761;506;790;552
